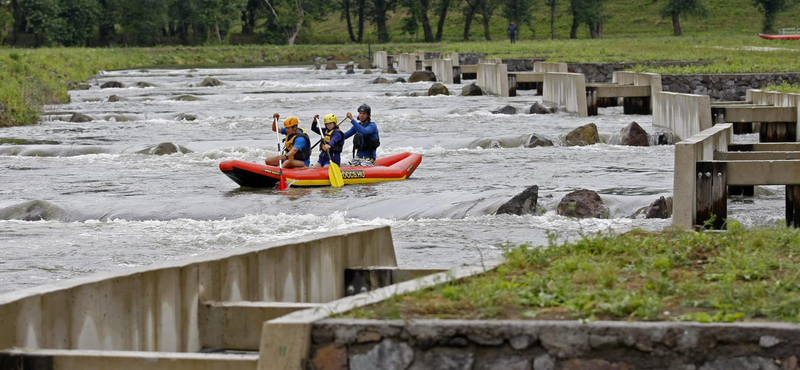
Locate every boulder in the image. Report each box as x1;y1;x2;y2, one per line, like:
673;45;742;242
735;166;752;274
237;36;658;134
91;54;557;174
645;196;673;219
428;83;450;96
529;101;558;114
385;67;398;74
620;121;649;146
200;77;222;87
100;81;124;89
66;81;90;90
565;123;601;146
153;142;191;155
69;113;93;123
176;113;197;121
135;81;156;88
393;77;406;83
497;185;539;215
491;105;516;115
409;70;436;83
358;59;373;69
363;69;373;74
655;131;673;145
137;69;150;73
346;67;355;74
313;61;321;70
345;61;355;69
557;189;609;219
107;95;125;102
461;83;483;96
326;61;338;70
172;95;202;101
372;77;390;84
526;134;554;148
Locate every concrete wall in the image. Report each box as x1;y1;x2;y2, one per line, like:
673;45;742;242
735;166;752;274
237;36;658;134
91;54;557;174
309;319;800;370
749;89;800;137
663;73;800;101
441;52;459;66
653;91;712;142
431;59;454;84
673;124;733;229
477;62;509;97
373;51;387;70
0;226;396;353
533;62;567;73
398;54;417;73
543;73;588;117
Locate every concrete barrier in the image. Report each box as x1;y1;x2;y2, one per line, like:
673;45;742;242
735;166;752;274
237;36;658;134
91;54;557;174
431;59;454;84
373;51;387;70
441;52;459;66
673;124;733;229
477;61;509;97
398;53;417;73
533;62;568;73
749;89;800;137
0;226;396;353
543;72;588;116
652;91;712;142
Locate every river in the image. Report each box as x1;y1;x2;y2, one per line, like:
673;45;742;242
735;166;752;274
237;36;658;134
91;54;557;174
0;65;785;293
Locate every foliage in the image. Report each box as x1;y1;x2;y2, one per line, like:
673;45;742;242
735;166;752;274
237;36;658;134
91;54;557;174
764;81;800;93
752;0;800;33
343;225;800;322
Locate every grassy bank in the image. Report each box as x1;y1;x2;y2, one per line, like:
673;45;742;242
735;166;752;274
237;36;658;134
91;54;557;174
342;224;800;323
2;35;800;127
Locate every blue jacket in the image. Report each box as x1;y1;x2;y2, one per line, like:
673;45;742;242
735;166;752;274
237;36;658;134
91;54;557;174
343;119;380;159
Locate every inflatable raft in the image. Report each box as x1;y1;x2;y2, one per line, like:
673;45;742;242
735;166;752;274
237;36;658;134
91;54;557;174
759;33;800;40
219;152;422;188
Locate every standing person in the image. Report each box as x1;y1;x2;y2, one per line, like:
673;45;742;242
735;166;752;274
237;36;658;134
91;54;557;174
310;113;344;168
265;113;311;168
343;104;380;166
508;21;518;44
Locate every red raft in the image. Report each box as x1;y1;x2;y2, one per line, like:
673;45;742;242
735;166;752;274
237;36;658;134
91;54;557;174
759;33;800;40
219;152;422;188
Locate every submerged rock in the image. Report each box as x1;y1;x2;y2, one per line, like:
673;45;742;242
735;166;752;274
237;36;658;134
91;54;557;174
199;77;222;87
409;70;436;83
565;123;600;146
461;83;483;96
69;113;93;122
135;81;156;88
491;105;516;115
497;185;539;215
100;81;124;89
393;77;406;83
645;196;673;219
66;81;90;90
526;134;554;148
557;189;609;219
107;95;125;102
171;95;202;101
326;61;338;70
372;77;390;84
620;121;649;146
428;83;450;96
0;200;70;221
529;101;558;114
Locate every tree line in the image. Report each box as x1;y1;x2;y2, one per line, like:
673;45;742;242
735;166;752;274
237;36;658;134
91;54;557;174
0;0;795;47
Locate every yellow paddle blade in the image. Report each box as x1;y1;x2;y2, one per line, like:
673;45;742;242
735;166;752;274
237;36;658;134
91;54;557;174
329;161;344;188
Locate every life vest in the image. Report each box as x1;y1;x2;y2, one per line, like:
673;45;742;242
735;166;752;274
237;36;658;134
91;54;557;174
353;132;380;153
285;128;311;161
323;127;344;154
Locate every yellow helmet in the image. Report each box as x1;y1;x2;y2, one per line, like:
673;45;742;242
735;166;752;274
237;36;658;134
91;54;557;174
323;114;337;125
283;116;299;127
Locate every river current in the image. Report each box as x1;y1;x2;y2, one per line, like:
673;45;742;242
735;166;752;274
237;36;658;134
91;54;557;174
0;65;786;293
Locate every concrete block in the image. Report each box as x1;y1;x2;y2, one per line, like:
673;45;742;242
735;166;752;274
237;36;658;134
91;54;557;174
653;91;712;141
258;322;311;370
432;59;454;84
533;62;567;73
180;264;201;352
42;290;71;349
543;73;588;117
441;52;459;66
373;51;388;70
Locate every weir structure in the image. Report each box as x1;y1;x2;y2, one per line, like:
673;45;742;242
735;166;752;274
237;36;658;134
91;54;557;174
0;226;446;370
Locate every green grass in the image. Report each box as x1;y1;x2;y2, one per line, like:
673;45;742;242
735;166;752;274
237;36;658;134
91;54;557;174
765;81;800;93
342;224;800;323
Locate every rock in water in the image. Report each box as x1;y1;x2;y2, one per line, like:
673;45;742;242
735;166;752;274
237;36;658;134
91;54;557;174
557;189;609;218
564;123;601;146
620;121;649;146
497;185;539;215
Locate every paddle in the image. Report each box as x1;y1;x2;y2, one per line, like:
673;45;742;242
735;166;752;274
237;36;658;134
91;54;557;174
274;117;288;190
316;117;344;188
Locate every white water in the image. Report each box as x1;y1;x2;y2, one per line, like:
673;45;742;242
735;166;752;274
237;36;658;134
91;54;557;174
0;65;786;293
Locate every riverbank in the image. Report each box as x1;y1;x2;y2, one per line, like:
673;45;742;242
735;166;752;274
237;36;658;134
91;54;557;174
342;223;800;323
2;36;800;127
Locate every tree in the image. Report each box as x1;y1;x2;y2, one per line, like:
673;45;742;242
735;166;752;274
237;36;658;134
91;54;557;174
434;0;454;41
371;0;398;43
479;0;498;40
54;0;101;46
97;0;119;45
546;0;555;38
570;0;604;38
656;0;706;36
752;0;799;33
20;0;61;45
119;0;168;45
400;0;434;41
461;0;479;40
